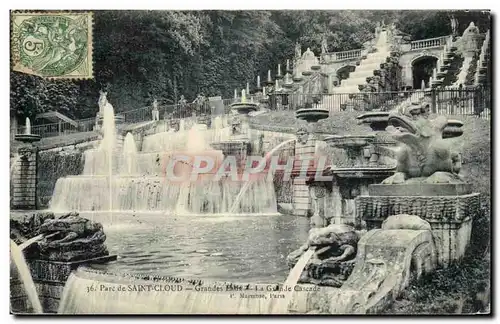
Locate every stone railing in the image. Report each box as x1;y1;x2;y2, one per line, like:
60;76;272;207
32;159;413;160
410;36;449;50
333;49;363;61
321;49;363;63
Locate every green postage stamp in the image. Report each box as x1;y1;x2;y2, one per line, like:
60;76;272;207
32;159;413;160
11;11;93;79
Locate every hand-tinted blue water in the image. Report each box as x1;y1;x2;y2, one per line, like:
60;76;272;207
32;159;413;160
86;213;310;283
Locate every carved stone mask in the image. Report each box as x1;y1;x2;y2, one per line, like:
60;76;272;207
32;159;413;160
296;129;309;145
19;148;32;161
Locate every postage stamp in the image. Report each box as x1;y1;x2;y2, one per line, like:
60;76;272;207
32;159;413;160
10;11;93;79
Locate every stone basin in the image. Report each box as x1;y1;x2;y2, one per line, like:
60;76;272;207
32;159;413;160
323;135;375;149
356;112;463;139
296;108;329;123
230;102;259;115
356;112;391;131
14;134;41;143
328;166;396;179
443;119;464;138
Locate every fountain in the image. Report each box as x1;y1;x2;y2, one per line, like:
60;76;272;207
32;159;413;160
50;90;277;215
12;117;41;210
230;90;259;115
10;239;43;314
120;132;138;175
14;117;41;143
267;70;272;85
228;138;296;213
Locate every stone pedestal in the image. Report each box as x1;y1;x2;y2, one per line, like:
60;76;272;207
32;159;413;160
291;136;317;216
355;183;480;267
11;146;38;210
11;256;117;314
210;140;251;171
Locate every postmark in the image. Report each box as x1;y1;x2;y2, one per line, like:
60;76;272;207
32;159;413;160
11;11;93;79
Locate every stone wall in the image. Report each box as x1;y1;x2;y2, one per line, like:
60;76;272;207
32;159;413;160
11;146;38;210
37;141;98;208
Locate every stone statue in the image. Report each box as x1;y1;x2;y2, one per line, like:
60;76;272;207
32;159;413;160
321;37;328;54
230;116;242;136
382;102;462;184
37;212;109;261
286;224;361;287
98;90;107;115
10;212;110;262
295;42;302;59
461;22;480;55
309;183;328;228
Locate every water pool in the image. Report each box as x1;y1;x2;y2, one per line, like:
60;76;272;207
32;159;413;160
84;213;310;283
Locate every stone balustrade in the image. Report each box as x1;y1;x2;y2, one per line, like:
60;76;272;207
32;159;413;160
410;36;448;50
333;49;362;61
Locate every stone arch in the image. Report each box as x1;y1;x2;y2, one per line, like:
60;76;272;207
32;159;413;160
410;53;439;89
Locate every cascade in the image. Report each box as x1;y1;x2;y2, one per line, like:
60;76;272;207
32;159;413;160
50;117;278;215
10;240;43;314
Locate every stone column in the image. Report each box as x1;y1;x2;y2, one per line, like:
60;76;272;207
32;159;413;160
11;146;38;210
292;132;316;217
309;182;328;227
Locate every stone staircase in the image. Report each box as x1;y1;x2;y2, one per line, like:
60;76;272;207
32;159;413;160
334;31;391;94
314;31;397;112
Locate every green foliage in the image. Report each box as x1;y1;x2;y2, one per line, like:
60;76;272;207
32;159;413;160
10;71;79;120
10;10;492;120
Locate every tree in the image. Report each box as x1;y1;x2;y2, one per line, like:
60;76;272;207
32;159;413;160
10;72;79;121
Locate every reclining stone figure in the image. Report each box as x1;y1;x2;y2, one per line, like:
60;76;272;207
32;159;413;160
287;224;362;287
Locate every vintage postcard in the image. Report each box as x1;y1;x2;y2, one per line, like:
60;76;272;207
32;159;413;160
9;9;491;315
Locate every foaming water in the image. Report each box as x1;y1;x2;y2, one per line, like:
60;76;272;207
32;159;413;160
50;175;277;215
58;269;286;314
271;248;315;314
51;119;278;215
229;138;295;213
121;132;138;175
25;117;31;135
10;240;43;313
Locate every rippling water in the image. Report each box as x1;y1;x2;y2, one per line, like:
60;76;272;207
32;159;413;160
84;213;309;283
